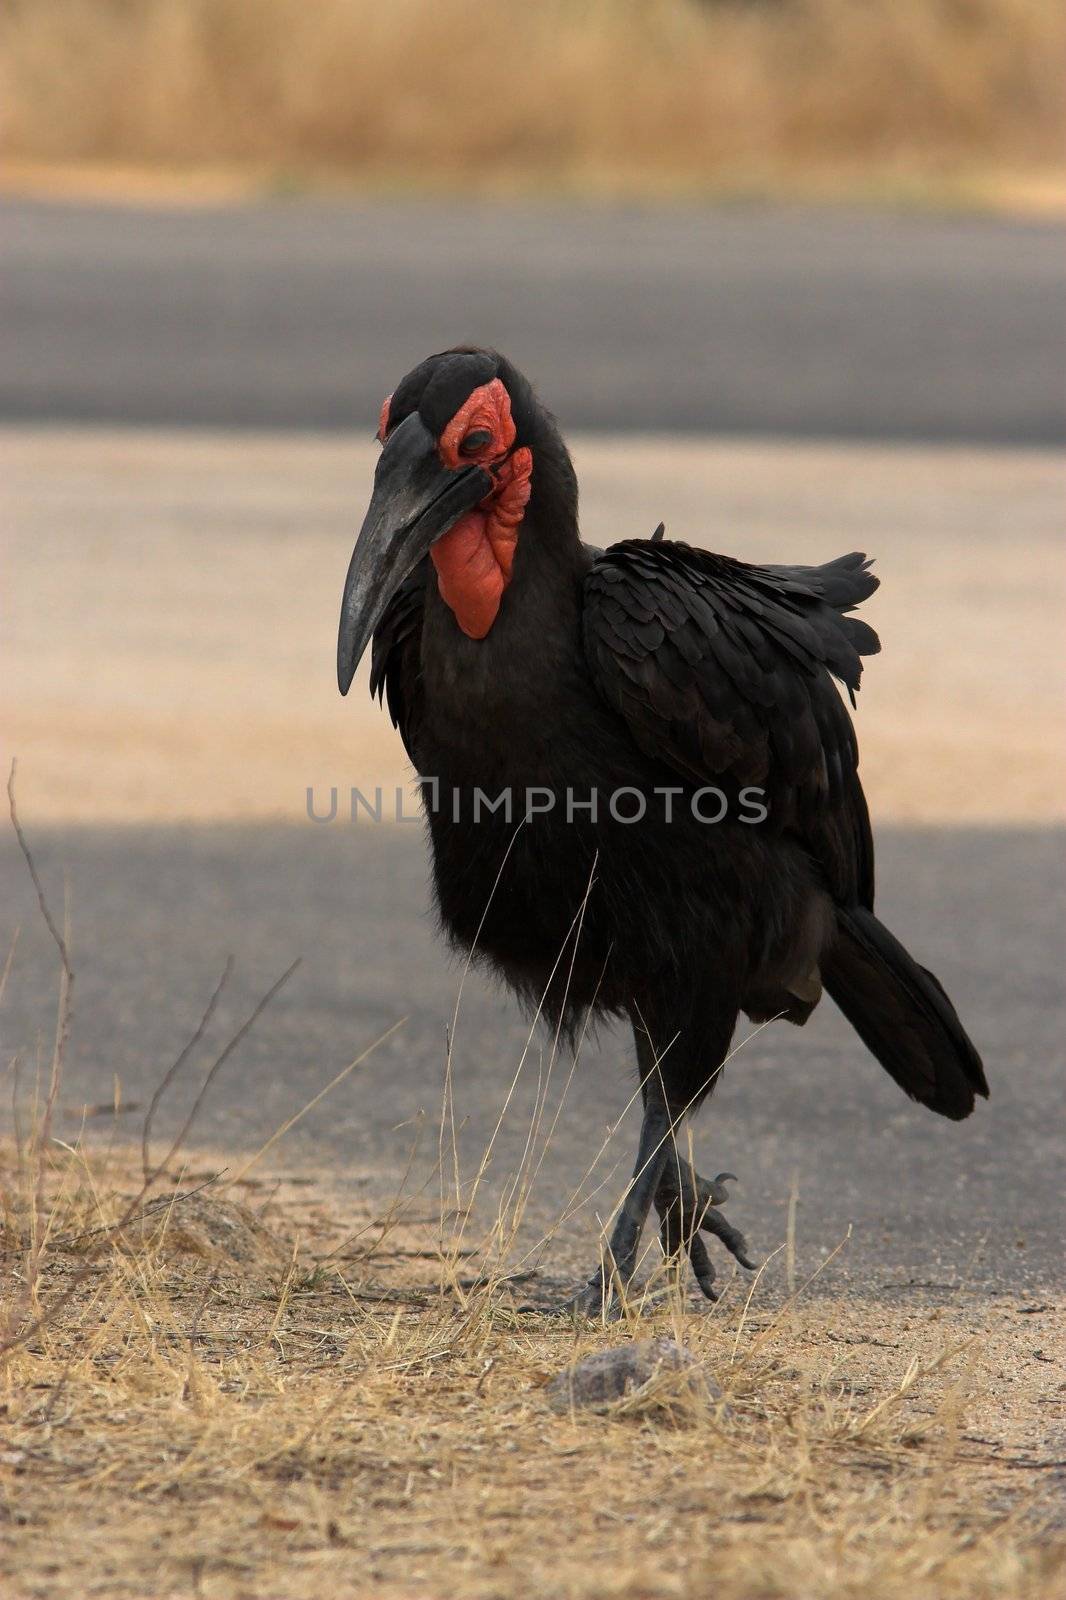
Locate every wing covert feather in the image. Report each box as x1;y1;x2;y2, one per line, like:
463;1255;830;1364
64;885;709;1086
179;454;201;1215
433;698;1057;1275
583;540;879;905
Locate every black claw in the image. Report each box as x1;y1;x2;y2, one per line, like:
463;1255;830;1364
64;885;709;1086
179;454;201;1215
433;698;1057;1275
688;1233;719;1301
654;1158;757;1291
699;1205;755;1270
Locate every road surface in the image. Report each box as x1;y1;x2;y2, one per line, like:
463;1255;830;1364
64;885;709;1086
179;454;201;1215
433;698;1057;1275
2;197;1063;442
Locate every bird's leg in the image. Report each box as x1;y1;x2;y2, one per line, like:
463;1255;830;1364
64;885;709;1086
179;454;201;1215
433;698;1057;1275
632;1024;757;1303
533;1015;755;1319
655;1158;755;1301
564;1090;674;1319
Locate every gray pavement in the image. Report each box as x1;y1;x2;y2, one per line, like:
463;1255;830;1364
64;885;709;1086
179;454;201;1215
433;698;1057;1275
2;198;1064;442
2;822;1062;1298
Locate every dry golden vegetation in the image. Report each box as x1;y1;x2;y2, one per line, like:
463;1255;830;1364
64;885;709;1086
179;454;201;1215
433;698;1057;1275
1;775;1064;1600
2;1133;1064;1600
1;0;1063;199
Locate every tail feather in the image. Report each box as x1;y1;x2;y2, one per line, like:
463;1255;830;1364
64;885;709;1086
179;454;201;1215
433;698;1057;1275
823;906;988;1121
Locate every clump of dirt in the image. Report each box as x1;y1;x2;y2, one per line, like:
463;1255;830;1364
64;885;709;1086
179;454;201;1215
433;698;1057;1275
150;1193;293;1269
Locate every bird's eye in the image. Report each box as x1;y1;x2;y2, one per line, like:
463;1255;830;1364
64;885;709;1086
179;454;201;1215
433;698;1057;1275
460;429;493;457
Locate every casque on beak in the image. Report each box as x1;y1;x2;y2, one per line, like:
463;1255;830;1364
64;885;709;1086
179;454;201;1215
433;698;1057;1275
337;411;493;694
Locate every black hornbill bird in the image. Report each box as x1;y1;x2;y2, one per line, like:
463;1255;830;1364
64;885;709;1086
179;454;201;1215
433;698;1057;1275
337;347;988;1313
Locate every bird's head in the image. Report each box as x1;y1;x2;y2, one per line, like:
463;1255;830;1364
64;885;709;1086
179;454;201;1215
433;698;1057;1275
338;348;571;694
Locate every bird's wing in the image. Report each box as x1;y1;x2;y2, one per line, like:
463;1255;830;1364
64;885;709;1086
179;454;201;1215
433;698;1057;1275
369;558;426;763
582;540;880;906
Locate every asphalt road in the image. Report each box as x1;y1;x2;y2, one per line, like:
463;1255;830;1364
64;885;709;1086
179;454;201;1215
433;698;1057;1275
2;823;1062;1298
2;198;1064;442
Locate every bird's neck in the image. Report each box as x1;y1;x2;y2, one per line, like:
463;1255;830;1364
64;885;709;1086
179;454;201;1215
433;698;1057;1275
421;487;588;728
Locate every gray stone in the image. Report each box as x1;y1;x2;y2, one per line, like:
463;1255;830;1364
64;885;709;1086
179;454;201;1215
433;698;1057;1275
545;1338;724;1418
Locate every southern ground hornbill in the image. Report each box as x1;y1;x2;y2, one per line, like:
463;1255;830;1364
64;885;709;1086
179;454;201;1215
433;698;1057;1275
337;347;988;1313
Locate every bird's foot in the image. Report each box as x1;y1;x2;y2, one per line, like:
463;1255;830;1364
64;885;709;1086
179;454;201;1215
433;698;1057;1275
656;1162;756;1302
560;1270;621;1322
524;1166;756;1319
523;1262;635;1322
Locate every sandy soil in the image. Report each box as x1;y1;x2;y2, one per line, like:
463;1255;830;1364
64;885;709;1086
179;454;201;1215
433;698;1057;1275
3;427;1063;826
3;161;1066;214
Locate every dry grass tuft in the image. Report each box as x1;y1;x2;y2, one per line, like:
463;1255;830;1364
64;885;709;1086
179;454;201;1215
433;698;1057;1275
1;1132;1063;1600
1;0;1062;197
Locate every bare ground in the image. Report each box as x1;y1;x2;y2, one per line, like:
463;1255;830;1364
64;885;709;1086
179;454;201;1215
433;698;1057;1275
4;428;1063;828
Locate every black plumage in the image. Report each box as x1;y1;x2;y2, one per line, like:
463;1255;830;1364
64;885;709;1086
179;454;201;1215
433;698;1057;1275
343;347;988;1312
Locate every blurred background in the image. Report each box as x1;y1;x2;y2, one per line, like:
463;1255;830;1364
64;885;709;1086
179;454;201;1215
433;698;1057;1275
1;0;1064;1291
2;0;1063;202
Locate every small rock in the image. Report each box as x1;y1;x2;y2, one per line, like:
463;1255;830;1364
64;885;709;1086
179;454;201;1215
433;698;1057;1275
545;1337;725;1419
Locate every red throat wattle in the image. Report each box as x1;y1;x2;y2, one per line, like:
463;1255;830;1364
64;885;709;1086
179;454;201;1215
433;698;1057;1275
430;380;533;639
430;450;532;638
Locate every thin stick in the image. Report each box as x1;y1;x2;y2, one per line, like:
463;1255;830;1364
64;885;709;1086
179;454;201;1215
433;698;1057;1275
730;1244;786;1363
8;1054;24;1172
786;1173;799;1299
8;760;73;1302
0;927;19;1009
495;855;600;1247
7;761;72;984
145;960;302;1190
141;957;235;1182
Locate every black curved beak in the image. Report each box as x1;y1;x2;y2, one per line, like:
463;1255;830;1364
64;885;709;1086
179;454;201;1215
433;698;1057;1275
337;412;492;695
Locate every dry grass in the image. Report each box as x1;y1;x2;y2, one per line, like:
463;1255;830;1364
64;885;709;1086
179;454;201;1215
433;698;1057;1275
1;1132;1064;1600
1;0;1063;198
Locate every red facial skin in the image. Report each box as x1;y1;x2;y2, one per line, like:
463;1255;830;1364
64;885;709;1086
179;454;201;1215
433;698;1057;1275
379;379;532;641
430;444;532;638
